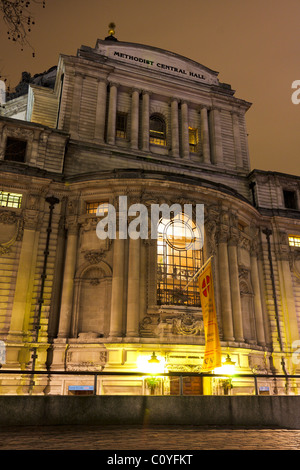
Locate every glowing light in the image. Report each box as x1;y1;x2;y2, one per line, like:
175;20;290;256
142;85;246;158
214;354;236;376
137;352;166;375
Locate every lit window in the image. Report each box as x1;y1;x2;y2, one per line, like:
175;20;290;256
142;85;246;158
157;213;203;306
86;201;109;214
288;236;300;247
4;137;27;163
116;112;127;139
0;191;22;208
150;114;166;146
189;127;198;152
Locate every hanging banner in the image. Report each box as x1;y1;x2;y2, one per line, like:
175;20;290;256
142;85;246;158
199;259;222;372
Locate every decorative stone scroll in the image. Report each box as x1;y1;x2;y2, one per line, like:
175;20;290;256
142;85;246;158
0;210;23;255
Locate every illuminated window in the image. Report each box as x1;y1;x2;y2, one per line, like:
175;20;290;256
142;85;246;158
288;236;300;247
0;191;22;208
189;127;198;152
116;112;127;139
4;137;27;163
157;213;203;306
150;114;166;146
86;201;109;214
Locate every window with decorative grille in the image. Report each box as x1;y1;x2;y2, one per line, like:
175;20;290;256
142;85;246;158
116;112;127;139
157;213;203;306
150;114;166;146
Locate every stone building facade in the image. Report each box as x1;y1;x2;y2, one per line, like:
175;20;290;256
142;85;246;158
0;31;300;395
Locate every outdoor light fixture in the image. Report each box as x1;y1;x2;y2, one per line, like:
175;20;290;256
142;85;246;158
137;352;165;375
148;352;160;364
214;354;236;376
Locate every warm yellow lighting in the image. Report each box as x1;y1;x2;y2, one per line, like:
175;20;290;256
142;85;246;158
214;354;236;376
137;353;166;375
289;235;300;247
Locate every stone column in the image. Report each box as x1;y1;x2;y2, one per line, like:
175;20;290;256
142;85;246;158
69;72;84;139
209;107;223;165
171;98;179;157
200;106;211;163
141;90;150;152
181;101;190;159
228;230;244;342
218;222;235;341
94;79;107;143
109;237;125;337
278;252;299;345
130;89;140;150
250;246;266;346
232;112;243;169
107;82;118;145
57;219;78;338
126;237;140;337
8;211;40;343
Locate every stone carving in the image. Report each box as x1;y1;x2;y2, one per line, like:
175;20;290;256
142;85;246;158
84;249;106;264
291;250;300;282
139;312;203;338
0;211;23;255
172;314;204;336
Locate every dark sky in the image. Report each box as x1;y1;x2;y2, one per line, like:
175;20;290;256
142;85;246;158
0;0;299;176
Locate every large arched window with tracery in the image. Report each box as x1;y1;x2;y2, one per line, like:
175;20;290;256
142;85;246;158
157;212;203;306
149;114;167;146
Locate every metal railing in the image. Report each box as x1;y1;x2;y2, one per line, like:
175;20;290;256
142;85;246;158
1;369;300;396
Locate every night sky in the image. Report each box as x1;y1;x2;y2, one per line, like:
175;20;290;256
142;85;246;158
0;0;299;176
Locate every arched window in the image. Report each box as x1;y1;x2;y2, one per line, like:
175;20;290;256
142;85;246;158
157;212;203;306
149;114;166;146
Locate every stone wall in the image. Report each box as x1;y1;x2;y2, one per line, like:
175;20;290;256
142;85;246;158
1;396;300;429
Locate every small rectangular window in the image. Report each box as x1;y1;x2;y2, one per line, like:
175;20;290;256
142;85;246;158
86;201;109;215
288;236;300;247
189;127;198;152
116;112;127;139
283;190;298;210
0;191;22;208
4;137;27;163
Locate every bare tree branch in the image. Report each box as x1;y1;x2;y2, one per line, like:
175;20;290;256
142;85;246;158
0;0;46;54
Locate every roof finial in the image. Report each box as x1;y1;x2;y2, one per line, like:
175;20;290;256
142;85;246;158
108;22;116;36
105;22;118;41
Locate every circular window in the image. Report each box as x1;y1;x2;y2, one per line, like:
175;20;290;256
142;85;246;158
163;218;196;251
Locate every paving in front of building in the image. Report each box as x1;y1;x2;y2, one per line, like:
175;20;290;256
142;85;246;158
0;425;300;450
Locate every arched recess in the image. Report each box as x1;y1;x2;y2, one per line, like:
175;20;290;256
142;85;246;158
71;261;112;338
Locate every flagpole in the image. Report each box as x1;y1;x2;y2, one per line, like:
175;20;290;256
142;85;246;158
183;256;213;291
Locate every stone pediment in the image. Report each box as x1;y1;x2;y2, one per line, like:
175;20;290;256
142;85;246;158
94;39;220;86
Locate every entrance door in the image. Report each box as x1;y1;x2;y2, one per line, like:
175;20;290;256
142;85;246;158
170;376;203;395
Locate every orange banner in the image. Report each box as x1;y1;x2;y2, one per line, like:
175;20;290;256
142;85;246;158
199;259;221;372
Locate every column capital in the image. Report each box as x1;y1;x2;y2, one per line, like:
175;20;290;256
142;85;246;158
141;89;152;96
65;216;79;235
22;209;41;231
108;81;120;88
130;87;141;96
